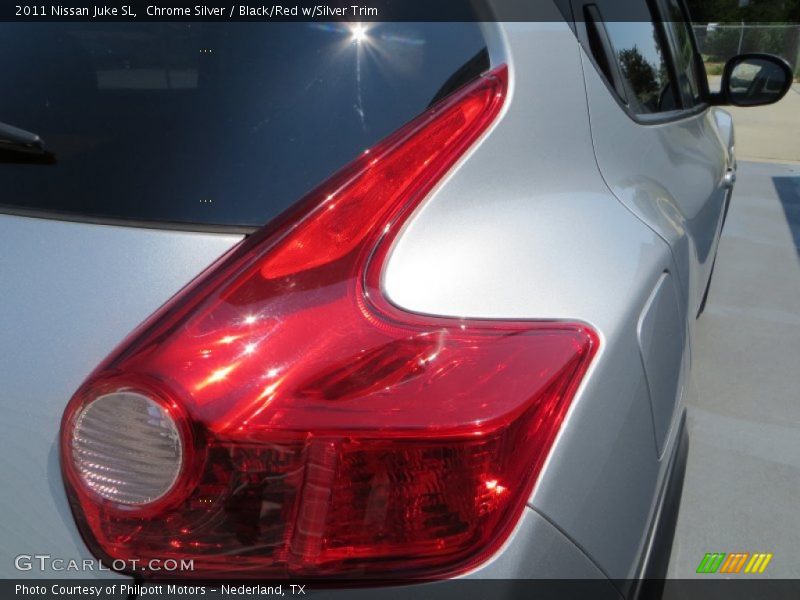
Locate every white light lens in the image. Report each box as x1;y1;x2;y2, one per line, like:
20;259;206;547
71;391;183;506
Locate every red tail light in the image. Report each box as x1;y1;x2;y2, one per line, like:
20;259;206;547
60;66;598;579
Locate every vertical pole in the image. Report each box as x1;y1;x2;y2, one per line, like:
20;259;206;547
794;25;800;78
737;20;745;54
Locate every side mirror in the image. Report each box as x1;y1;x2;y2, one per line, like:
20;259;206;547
718;53;793;107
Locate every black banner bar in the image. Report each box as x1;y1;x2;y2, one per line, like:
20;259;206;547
5;579;800;600
1;0;799;23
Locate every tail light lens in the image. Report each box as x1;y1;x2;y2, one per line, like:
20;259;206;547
60;67;598;579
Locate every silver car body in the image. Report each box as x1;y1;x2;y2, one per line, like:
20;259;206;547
0;11;732;589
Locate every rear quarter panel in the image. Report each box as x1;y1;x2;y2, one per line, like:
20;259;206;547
0;215;241;577
578;44;731;324
383;21;682;580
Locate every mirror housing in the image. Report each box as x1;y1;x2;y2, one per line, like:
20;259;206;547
715;53;793;107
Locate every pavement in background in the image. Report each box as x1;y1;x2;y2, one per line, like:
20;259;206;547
714;79;800;163
667;161;800;578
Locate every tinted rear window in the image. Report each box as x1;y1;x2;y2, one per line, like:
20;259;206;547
0;23;488;228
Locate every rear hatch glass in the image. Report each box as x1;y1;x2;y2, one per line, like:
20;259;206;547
0;23;488;228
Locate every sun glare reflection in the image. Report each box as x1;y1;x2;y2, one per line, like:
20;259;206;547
196;364;237;391
350;23;368;44
484;479;507;495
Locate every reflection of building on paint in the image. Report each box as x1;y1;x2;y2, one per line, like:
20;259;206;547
696;552;773;574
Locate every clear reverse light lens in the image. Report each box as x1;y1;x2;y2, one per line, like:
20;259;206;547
71;391;183;506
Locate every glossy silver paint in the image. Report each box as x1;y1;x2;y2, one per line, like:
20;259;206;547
1;14;730;588
580;44;734;322
0;216;242;577
637;272;686;456
385;19;703;582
